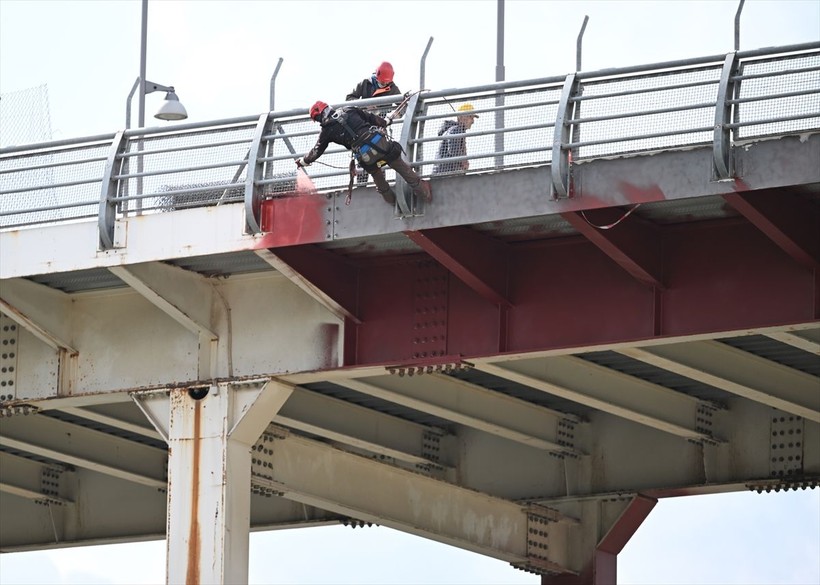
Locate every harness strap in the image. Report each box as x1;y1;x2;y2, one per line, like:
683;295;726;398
346;158;356;205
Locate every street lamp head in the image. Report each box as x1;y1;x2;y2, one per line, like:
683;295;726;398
154;90;188;121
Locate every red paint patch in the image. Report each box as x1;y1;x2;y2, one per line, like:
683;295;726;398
255;190;327;247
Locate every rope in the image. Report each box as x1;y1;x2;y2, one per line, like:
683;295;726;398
580;204;642;230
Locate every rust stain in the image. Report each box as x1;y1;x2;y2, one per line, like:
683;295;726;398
186;399;201;585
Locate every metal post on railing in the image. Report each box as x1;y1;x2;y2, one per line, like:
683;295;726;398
495;0;505;169
735;0;745;51
419;37;434;91
269;58;284;112
576;15;589;72
572;15;589;172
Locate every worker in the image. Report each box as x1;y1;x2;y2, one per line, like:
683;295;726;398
297;101;431;205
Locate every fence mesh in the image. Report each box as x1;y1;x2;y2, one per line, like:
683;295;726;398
736;53;820;139
0;85;52;148
2;47;818;230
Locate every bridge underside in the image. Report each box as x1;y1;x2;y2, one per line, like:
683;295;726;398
1;139;819;581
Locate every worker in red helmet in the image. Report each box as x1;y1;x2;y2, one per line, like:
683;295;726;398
298;101;431;206
346;61;401;101
346;61;404;188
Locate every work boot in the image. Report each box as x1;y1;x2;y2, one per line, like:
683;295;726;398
411;180;432;203
378;188;396;205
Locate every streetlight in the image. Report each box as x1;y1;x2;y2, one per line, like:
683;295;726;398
125;0;188;217
126;78;188;129
124;0;188;129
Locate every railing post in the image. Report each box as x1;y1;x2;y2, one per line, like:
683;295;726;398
395;91;423;216
98;131;129;250
551;73;579;199
244;113;273;235
713;52;740;180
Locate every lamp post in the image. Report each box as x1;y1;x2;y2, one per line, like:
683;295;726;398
127;0;188;215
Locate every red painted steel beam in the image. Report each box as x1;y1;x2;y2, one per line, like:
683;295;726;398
404;227;512;307
543;495;657;585
722;189;820;272
560;207;664;289
346;219;818;366
269;246;360;321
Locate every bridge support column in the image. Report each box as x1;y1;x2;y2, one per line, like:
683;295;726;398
134;380;294;585
543;495;657;585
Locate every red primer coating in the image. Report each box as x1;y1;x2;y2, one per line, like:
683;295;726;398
256;192;327;247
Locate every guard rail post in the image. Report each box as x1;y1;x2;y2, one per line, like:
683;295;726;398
245;113;273;234
396;91;423;216
713;52;741;180
551;73;579;199
98;131;129;250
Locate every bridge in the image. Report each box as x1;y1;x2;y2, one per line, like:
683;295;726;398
1;42;819;583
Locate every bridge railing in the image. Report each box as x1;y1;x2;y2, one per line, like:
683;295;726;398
1;42;818;247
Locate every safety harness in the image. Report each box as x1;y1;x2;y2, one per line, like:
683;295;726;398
331;108;392;205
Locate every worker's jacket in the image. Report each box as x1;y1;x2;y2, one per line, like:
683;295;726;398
346;76;401;101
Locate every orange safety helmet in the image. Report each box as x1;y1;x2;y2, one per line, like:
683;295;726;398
375;62;394;85
309;101;328;121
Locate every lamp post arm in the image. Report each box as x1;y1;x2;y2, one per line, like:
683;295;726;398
144;80;176;95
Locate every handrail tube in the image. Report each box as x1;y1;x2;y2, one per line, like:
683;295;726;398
122;115;266;139
570;78;719;102
726;112;820;129
259;144;350;163
732;62;820;81
113;159;251;180
117;138;252;159
570;100;718;124
261;128;317;141
564;126;714;148
566;126;714;149
1;214;97;230
728;87;820;104
411;122;556;145
414;99;560;123
410;145;552;170
0;134;116;156
256;171;343;186
124;121;259;143
0;199;100;217
0;156;108;175
0;176;103;196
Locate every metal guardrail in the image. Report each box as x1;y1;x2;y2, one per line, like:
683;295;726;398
1;42;818;248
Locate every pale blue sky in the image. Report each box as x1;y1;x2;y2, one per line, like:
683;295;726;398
1;0;819;583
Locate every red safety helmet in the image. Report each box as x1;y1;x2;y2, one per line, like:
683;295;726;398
375;62;394;85
310;100;328;121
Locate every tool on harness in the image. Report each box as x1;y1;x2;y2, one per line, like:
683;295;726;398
333;108;392;164
331;107;396;205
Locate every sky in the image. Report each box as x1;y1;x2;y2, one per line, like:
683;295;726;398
0;0;819;583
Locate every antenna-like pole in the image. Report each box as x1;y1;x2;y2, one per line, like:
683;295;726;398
734;0;745;51
270;57;284;111
419;37;434;90
576;15;589;71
